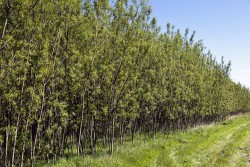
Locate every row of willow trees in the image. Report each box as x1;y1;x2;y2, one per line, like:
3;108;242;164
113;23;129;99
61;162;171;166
0;0;250;166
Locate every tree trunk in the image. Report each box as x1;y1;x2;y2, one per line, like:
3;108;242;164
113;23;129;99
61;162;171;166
11;78;25;166
78;93;85;157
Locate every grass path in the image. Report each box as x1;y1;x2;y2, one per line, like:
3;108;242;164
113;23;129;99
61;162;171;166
42;113;250;167
231;129;250;167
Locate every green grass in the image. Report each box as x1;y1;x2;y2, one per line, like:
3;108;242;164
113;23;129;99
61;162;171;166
41;113;250;167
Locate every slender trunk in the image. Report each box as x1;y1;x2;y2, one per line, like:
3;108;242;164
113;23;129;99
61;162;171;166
131;121;134;146
102;124;106;148
1;17;8;39
78;93;85;157
153;110;156;140
32;82;46;166
5;127;9;167
109;85;115;155
4;102;12;167
59;128;65;157
90;115;96;155
0;95;2;166
109;115;115;154
20;120;29;167
11;78;25;166
0;142;3;167
119;121;123;145
111;115;115;154
30;128;33;167
52;130;55;165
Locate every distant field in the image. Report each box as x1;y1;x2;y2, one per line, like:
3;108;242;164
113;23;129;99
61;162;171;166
42;113;250;167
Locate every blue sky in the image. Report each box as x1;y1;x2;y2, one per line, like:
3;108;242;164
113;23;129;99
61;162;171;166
149;0;250;88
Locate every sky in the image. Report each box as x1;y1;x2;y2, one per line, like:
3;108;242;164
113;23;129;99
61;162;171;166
149;0;250;88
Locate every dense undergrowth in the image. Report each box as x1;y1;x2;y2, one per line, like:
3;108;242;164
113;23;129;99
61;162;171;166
41;113;250;167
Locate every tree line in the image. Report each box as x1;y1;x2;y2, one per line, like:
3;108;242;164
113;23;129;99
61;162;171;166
0;0;249;166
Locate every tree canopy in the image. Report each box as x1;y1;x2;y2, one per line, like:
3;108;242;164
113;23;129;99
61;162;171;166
0;0;249;166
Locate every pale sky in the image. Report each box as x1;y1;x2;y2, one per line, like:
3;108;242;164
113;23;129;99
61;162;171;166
150;0;250;88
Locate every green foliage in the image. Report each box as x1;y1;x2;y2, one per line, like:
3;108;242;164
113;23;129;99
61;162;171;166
0;0;250;166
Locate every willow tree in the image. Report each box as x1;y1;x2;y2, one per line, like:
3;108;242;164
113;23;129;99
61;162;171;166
0;0;250;166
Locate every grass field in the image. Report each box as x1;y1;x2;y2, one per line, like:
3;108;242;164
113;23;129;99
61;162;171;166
42;113;250;167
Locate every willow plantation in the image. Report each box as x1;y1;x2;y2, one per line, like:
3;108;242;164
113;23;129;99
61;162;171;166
0;0;250;167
